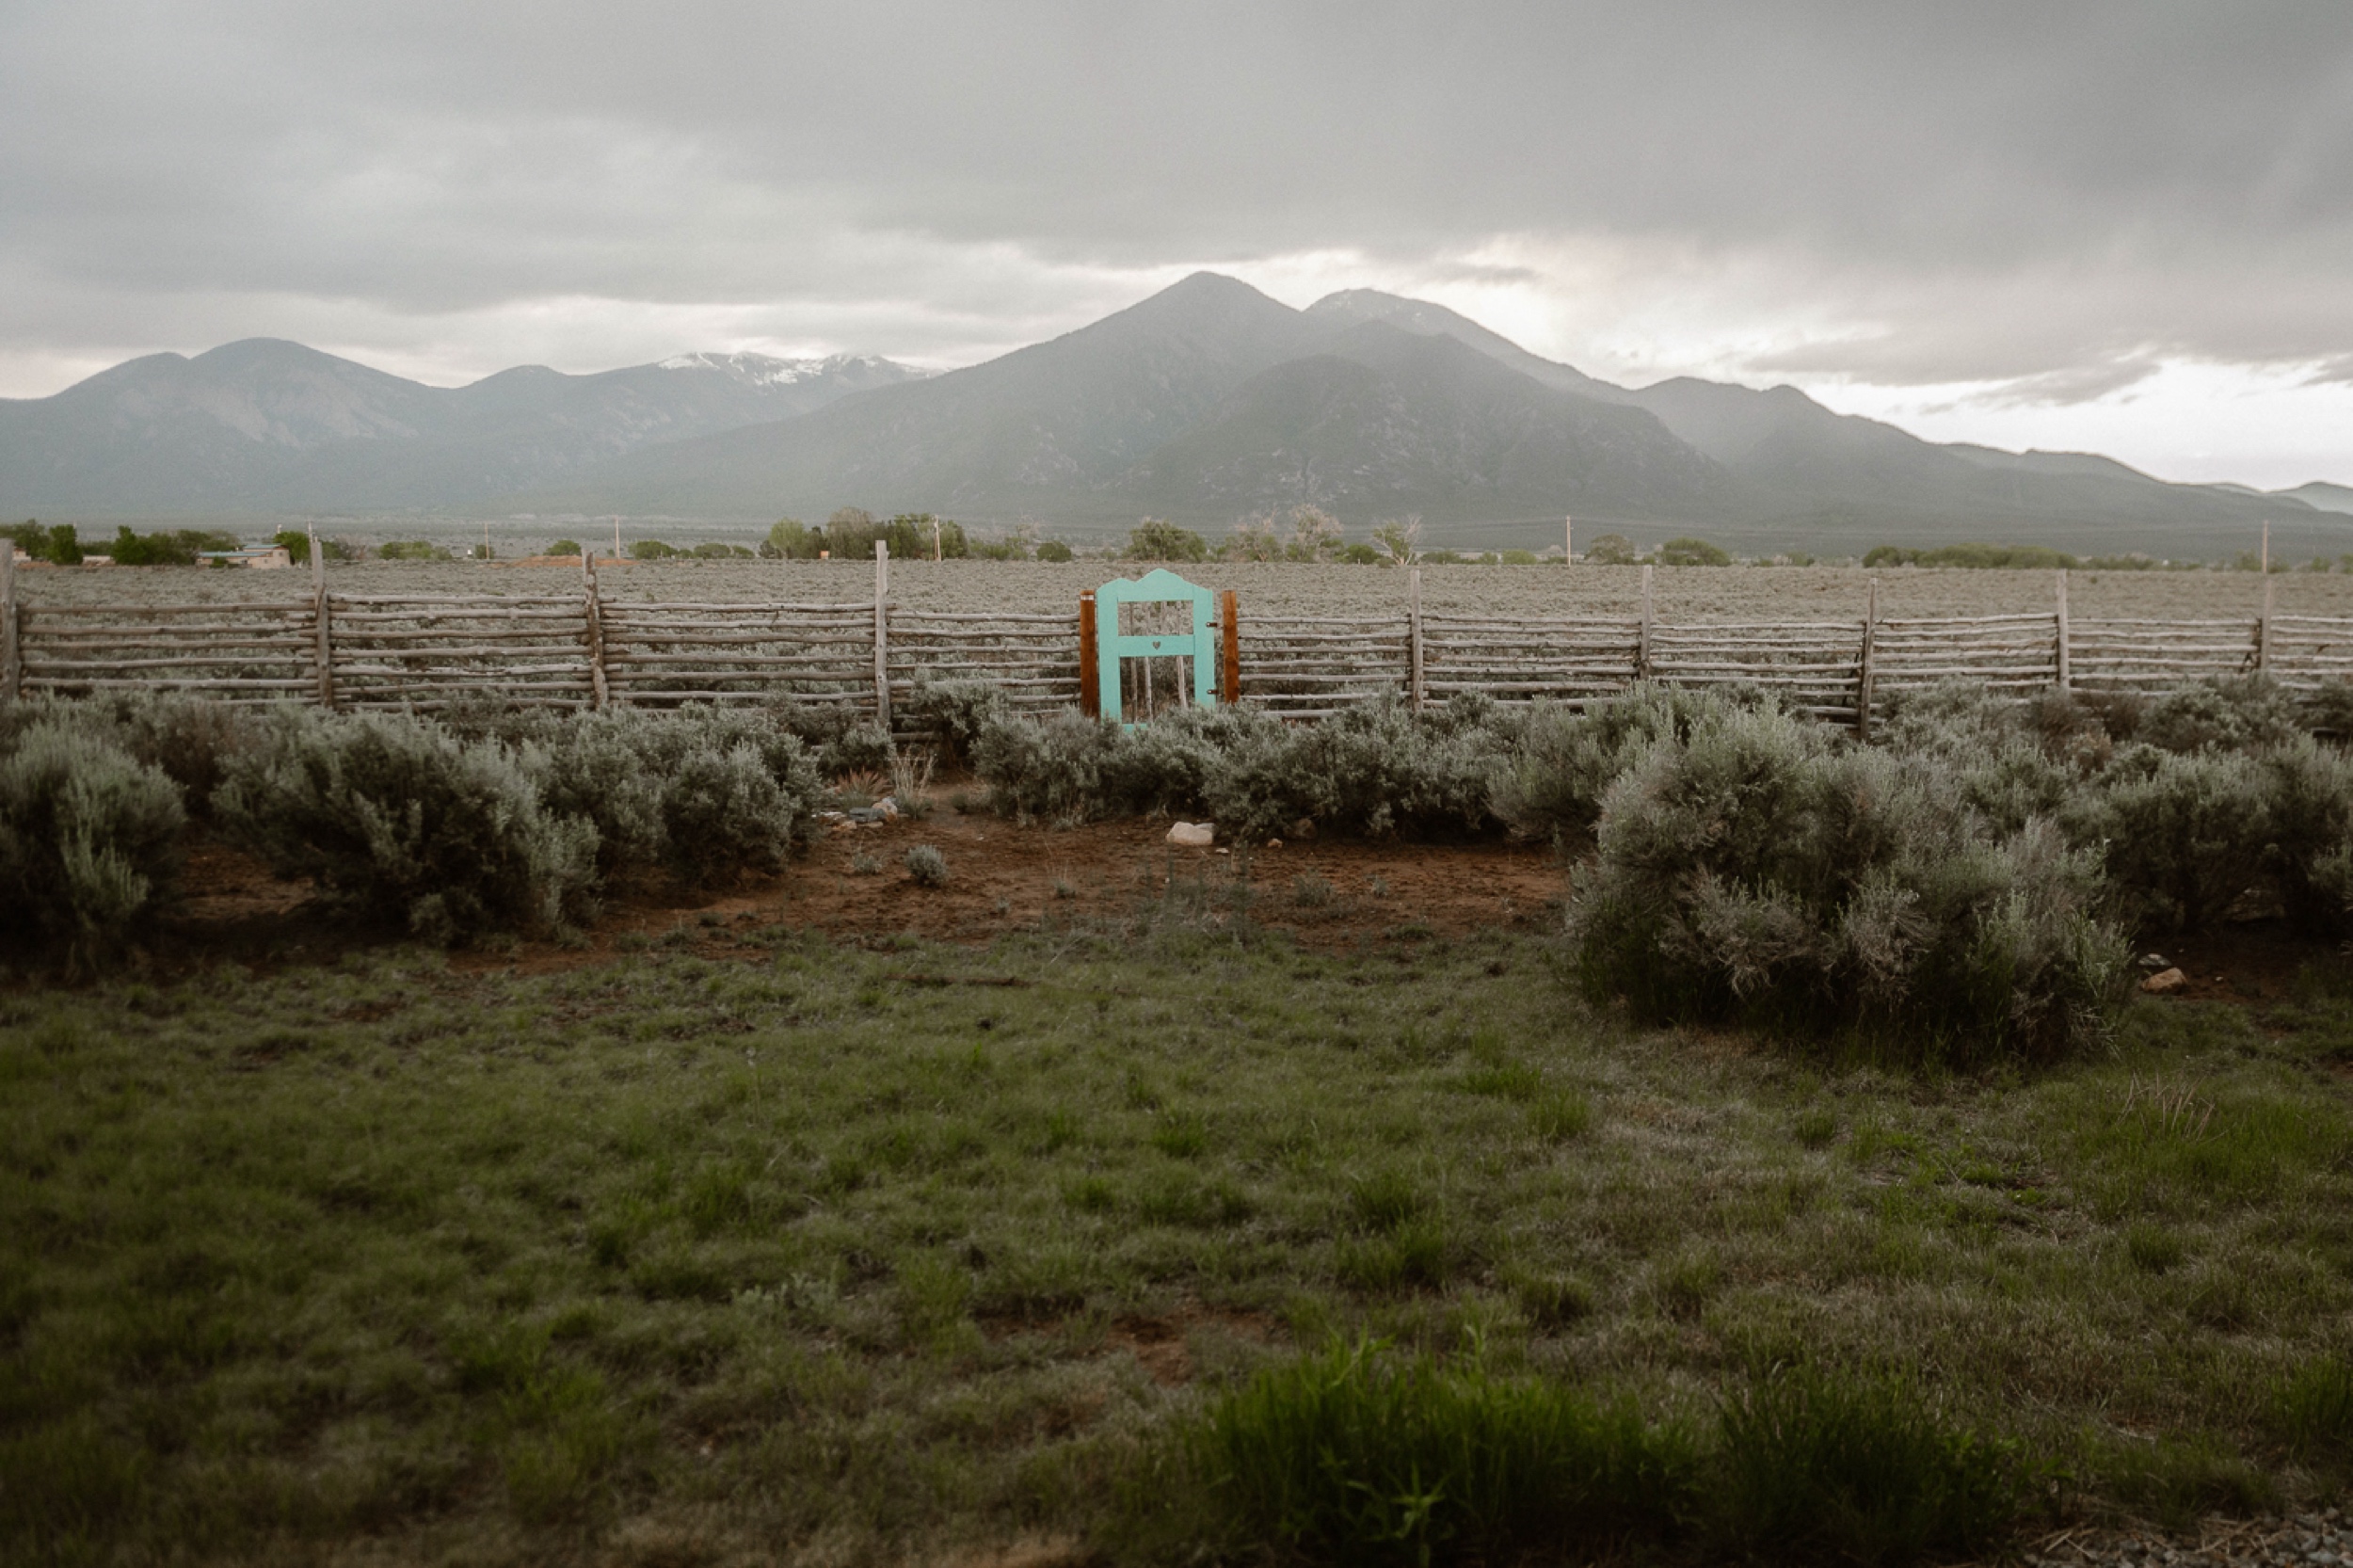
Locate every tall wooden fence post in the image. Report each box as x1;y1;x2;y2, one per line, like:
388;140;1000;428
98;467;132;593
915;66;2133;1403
1408;568;1425;711
307;523;335;708
1078;588;1099;718
1636;563;1654;682
2055;569;2072;693
0;536;17;705
873;540;891;730
1856;575;1879;738
2258;574;2275;673
1219;588;1241;705
582;550;609;709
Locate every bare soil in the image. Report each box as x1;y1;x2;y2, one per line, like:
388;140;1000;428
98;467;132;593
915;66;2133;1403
145;802;1568;979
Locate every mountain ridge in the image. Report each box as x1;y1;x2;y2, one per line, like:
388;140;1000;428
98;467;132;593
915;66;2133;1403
4;278;2344;558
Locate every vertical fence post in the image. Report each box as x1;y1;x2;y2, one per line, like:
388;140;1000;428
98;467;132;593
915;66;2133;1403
1636;564;1654;682
1856;575;1879;738
0;536;17;705
307;524;335;708
582;549;609;709
1408;568;1425;711
2258;573;2275;673
2054;569;2071;693
1219;588;1241;706
1078;588;1099;718
872;540;891;730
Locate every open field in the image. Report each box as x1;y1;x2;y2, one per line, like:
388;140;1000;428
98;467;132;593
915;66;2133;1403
17;558;2353;623
7;845;2353;1564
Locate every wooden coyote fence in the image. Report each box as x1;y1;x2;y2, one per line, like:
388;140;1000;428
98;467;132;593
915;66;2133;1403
3;550;2347;733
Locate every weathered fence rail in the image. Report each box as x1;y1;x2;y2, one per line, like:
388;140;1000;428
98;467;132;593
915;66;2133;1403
5;549;2348;732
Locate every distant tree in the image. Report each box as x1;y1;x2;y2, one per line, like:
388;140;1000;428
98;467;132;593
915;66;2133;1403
1337;542;1383;565
1370;516;1422;568
629;539;680;560
547;539;583;556
105;526;241;566
1035;539;1074;563
1499;549;1540;566
1582;533;1639;566
1223;515;1283;562
379;540;448;561
762;518;814;558
1127;519;1209;563
1285;505;1343;562
691;541;751;559
271;529;312;566
1657;536;1732;567
1420;549;1465;565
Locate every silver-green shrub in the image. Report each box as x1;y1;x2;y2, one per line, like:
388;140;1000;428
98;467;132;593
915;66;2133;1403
214;710;597;944
1494;684;1774;840
2070;744;2277;935
2265;739;2353;936
527;707;819;887
1568;704;2126;1060
0;720;186;963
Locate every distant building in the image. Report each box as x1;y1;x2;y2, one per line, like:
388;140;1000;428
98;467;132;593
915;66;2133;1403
196;546;294;569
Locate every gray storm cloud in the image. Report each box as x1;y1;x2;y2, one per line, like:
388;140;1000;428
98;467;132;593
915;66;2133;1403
3;0;2351;396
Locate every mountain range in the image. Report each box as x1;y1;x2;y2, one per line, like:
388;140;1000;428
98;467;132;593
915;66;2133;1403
0;344;925;517
4;273;2346;556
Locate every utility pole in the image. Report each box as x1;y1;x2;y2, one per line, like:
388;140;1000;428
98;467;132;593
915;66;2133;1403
2262;520;2270;577
613;516;621;562
933;516;942;563
1565;513;1573;564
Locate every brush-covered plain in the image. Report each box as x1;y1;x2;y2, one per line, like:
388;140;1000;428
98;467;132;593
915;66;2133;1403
7;902;2353;1565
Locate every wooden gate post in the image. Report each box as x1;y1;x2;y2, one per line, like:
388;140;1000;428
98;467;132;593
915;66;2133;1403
873;540;891;729
0;534;17;705
2258;574;2275;673
1219;588;1241;705
1408;567;1425;711
307;523;335;708
1078;589;1099;717
1856;576;1880;738
1636;563;1654;681
582;549;609;709
2055;569;2071;693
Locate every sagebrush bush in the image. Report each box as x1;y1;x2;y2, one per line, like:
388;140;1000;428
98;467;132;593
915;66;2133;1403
904;844;949;887
2073;744;2277;934
904;680;1008;765
2260;739;2353;937
2136;677;2303;755
523;707;820;887
0;720;185;962
215;710;596;943
1495;684;1770;841
973;696;1511;839
1569;703;2126;1059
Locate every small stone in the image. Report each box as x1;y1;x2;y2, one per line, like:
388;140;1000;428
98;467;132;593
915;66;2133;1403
2138;952;2170;969
2139;967;2187;994
1266;838;1282;850
1166;822;1214;847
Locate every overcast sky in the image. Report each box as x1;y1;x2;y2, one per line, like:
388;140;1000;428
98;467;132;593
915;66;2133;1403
5;1;2350;488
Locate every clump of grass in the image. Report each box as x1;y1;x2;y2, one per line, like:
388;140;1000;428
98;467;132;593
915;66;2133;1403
1529;1089;1593;1142
2124;1222;2186;1273
1148;1340;1701;1565
850;849;882;876
1150;1109;1209;1159
1793;1105;1839;1148
2274;1352;2353;1460
1348;1169;1424;1233
1712;1365;2025;1564
1292;872;1335;908
1506;1267;1594;1330
904;844;950;888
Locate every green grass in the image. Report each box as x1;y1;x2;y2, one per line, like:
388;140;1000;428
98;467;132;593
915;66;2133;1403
4;925;2353;1562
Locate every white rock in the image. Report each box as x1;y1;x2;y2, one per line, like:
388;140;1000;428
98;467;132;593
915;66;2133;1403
1166;822;1214;846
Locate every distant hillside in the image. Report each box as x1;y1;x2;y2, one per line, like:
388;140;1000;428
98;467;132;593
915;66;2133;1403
0;341;926;516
